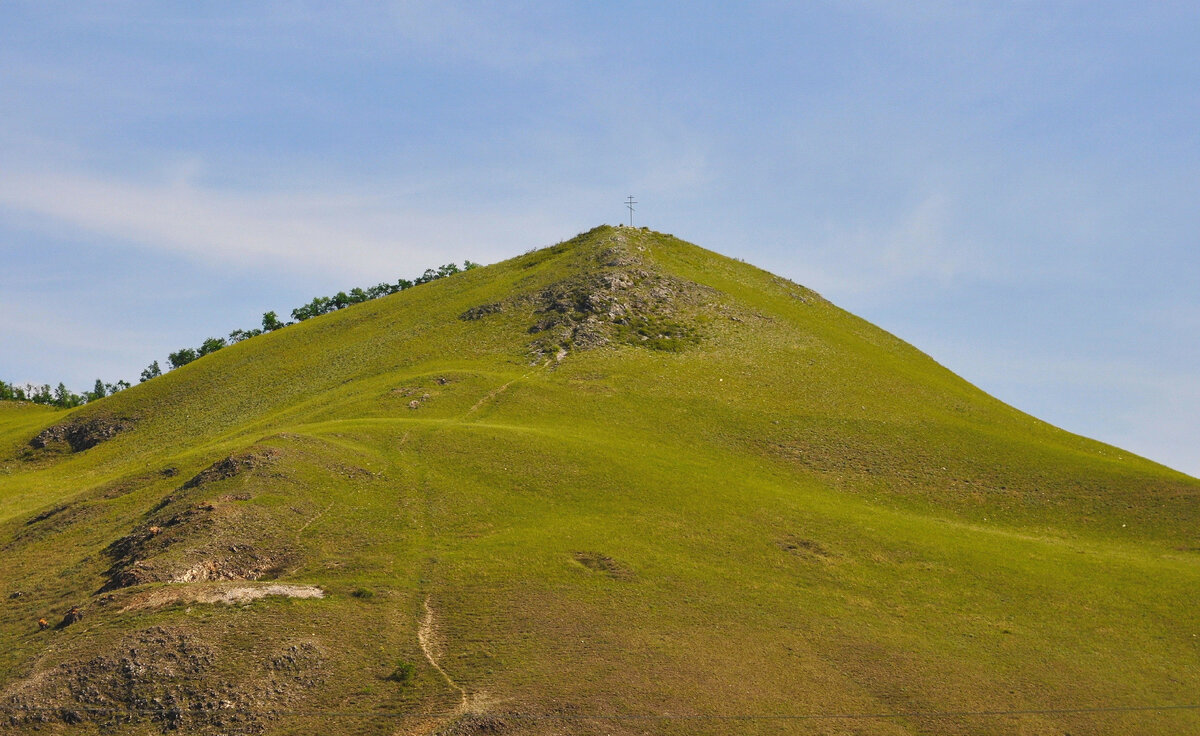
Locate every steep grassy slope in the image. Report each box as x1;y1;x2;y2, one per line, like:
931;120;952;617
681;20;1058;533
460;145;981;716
1;225;1197;735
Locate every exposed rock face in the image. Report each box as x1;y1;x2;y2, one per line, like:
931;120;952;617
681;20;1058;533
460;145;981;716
101;449;294;592
28;414;134;453
526;267;705;355
461;238;714;359
1;440;324;733
459;302;503;320
1;627;325;734
181;449;281;489
104;540;289;591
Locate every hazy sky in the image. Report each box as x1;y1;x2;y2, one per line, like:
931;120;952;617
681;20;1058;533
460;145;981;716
2;2;1197;476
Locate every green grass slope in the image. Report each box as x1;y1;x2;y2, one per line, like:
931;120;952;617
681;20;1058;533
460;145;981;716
1;225;1197;735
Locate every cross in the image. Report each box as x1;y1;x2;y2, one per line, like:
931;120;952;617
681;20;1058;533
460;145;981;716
625;195;637;227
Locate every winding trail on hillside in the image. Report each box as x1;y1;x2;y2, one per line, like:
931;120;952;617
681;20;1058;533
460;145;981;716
401;369;547;734
417;595;467;708
464;375;523;417
410;594;500;736
464;360;553;418
296;501;334;537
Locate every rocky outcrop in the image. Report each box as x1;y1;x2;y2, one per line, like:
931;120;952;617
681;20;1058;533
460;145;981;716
181;449;280;489
461;238;714;359
459;302;504;320
101;448;294;592
1;627;325;734
28;414;134;453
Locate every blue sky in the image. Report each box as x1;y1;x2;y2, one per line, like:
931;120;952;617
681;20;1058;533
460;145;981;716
1;2;1197;476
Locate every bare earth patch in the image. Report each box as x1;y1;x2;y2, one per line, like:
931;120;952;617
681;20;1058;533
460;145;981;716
122;583;324;611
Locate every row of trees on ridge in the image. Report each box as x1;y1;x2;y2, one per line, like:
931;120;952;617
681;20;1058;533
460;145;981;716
0;379;132;409
2;261;479;409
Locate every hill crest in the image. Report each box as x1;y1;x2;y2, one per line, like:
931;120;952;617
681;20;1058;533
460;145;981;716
0;225;1197;735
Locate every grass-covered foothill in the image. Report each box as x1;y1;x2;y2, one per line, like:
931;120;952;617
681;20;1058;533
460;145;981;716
155;260;481;375
0;225;1197;735
2;261;483;404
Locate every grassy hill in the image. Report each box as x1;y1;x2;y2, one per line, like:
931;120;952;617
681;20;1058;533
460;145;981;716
1;225;1197;735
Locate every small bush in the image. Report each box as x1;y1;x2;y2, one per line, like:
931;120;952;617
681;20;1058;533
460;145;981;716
386;661;416;684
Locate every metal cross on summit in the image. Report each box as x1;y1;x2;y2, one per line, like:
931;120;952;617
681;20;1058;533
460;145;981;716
625;195;637;227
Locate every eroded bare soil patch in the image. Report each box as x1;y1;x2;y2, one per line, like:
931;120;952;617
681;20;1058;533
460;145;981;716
121;583;325;611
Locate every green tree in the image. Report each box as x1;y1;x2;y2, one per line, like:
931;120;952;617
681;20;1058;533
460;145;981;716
52;382;85;408
198;337;227;356
292;296;333;321
229;328;261;343
262;311;285;331
168;348;198;369
30;384;52;404
140;361;162;382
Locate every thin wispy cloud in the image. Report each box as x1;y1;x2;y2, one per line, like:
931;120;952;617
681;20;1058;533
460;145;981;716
0;3;1196;475
0;167;575;281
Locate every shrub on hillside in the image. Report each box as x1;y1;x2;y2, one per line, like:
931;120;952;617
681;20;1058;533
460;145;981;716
386;661;416;684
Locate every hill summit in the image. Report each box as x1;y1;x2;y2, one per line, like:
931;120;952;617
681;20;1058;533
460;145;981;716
1;225;1197;735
